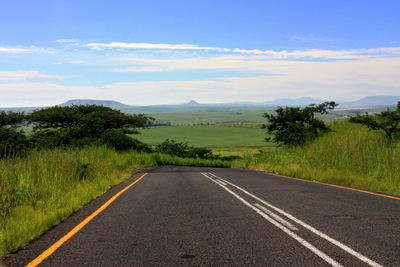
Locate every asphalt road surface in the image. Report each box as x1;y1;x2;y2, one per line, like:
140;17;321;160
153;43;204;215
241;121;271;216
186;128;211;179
4;166;400;266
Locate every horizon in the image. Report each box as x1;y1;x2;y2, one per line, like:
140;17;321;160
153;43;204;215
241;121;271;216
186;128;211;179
1;0;399;107
2;95;399;109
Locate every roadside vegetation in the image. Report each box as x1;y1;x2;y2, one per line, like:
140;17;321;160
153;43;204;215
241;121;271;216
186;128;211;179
233;103;400;196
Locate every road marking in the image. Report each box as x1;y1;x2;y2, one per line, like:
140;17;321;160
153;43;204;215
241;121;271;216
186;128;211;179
214;179;227;186
207;172;383;267
201;173;343;267
26;173;148;267
266;171;400;201
214;180;226;187
253;203;298;231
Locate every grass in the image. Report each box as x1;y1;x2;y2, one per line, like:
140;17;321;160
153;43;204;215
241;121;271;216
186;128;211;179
233;121;400;196
135;124;273;148
148;108;383;125
210;146;276;156
152;110;269;125
0;146;229;259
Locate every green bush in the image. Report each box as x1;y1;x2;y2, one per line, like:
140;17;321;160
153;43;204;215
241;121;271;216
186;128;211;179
102;129;152;152
0;128;28;158
155;139;216;159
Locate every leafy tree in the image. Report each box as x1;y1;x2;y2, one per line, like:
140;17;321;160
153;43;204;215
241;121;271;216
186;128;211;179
263;101;337;146
350;102;400;139
28;105;153;148
0;111;27;157
0;111;25;127
29;105;151;133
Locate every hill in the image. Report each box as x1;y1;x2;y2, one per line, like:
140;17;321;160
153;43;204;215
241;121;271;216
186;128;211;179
59;99;130;108
339;96;400;107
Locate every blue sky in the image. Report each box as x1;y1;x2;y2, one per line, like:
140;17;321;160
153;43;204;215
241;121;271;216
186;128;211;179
1;0;399;106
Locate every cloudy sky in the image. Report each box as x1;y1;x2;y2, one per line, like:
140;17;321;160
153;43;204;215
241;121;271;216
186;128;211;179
1;0;399;107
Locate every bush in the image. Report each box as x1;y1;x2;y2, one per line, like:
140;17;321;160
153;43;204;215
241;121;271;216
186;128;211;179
0;128;28;158
154;139;216;159
155;139;189;156
28;129;70;149
102;129;152;152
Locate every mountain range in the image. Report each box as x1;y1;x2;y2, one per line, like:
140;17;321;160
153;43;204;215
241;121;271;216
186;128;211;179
1;96;399;113
59;96;400;108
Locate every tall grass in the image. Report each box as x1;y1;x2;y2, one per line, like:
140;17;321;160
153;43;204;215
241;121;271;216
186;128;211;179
233;121;400;195
0;146;229;258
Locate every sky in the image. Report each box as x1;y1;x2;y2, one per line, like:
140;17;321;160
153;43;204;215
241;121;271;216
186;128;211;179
1;0;400;107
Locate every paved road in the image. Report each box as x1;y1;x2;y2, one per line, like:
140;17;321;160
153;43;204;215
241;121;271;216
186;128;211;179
4;166;400;266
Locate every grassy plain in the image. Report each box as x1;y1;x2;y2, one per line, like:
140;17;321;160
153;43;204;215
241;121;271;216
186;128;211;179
0;147;229;258
135;124;272;155
147;107;385;125
152;109;269;125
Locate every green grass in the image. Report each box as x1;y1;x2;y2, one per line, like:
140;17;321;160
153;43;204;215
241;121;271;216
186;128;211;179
135;124;272;148
148;108;385;125
0;146;229;259
151;110;269;125
233;121;400;196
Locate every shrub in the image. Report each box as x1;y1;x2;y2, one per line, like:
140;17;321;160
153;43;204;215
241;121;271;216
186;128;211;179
102;129;152;152
0;128;28;158
154;139;217;159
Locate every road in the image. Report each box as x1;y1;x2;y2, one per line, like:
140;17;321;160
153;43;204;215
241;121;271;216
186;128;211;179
4;166;400;266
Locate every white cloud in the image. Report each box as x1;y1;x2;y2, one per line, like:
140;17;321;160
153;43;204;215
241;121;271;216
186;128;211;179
86;41;400;60
1;42;400;107
2;55;399;107
54;39;81;43
0;71;62;81
0;47;39;53
87;42;221;51
0;82;96;107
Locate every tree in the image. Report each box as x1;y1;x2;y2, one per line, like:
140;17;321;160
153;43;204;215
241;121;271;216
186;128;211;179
0;111;25;127
0;111;27;157
29;105;151;132
263;101;337;146
28;105;153;148
350;102;400;139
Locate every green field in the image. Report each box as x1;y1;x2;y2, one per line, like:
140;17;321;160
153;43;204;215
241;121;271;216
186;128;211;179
134;124;272;155
151;109;270;125
148;109;386;125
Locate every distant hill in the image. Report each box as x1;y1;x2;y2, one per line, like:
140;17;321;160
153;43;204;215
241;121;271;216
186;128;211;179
1;96;399;114
263;97;325;106
183;100;201;105
59;99;131;108
339;96;400;107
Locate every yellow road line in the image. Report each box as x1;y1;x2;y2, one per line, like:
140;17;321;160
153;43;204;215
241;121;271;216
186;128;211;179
26;173;148;267
268;172;400;201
